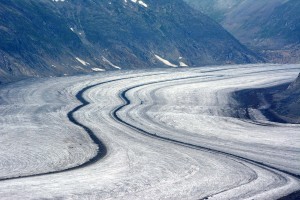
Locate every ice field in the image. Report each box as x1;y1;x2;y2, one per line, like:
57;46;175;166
0;64;299;199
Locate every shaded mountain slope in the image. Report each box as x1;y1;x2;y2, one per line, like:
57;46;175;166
234;72;300;124
0;0;261;83
185;0;300;64
271;73;300;123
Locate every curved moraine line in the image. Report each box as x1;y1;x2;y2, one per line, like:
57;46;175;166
0;73;166;181
114;81;300;178
111;70;300;199
0;65;299;200
0;80;111;181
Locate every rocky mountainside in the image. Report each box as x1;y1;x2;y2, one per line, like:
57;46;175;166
233;72;300;124
184;0;243;22
185;0;300;64
271;73;300;123
0;0;261;83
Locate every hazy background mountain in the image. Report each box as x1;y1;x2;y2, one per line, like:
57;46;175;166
183;0;243;22
0;0;261;83
185;0;300;64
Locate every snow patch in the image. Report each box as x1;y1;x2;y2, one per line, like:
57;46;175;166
130;0;148;8
75;57;90;66
179;62;188;67
155;55;178;67
92;68;105;72
102;57;121;69
138;1;148;7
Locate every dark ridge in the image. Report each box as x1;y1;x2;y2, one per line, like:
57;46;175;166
233;76;300;124
232;83;291;123
279;191;300;200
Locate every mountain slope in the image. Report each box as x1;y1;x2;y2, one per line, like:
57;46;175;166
185;0;300;63
271;73;300;123
184;0;243;21
0;0;261;83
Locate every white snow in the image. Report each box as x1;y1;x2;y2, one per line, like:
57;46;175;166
130;0;148;8
138;1;148;7
0;64;300;199
155;54;178;67
102;56;121;69
179;61;188;67
75;57;90;66
92;68;105;72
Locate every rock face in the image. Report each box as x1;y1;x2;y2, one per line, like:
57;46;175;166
287;73;300;91
185;0;300;64
184;0;244;21
271;73;300;123
232;72;300;124
0;0;261;83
